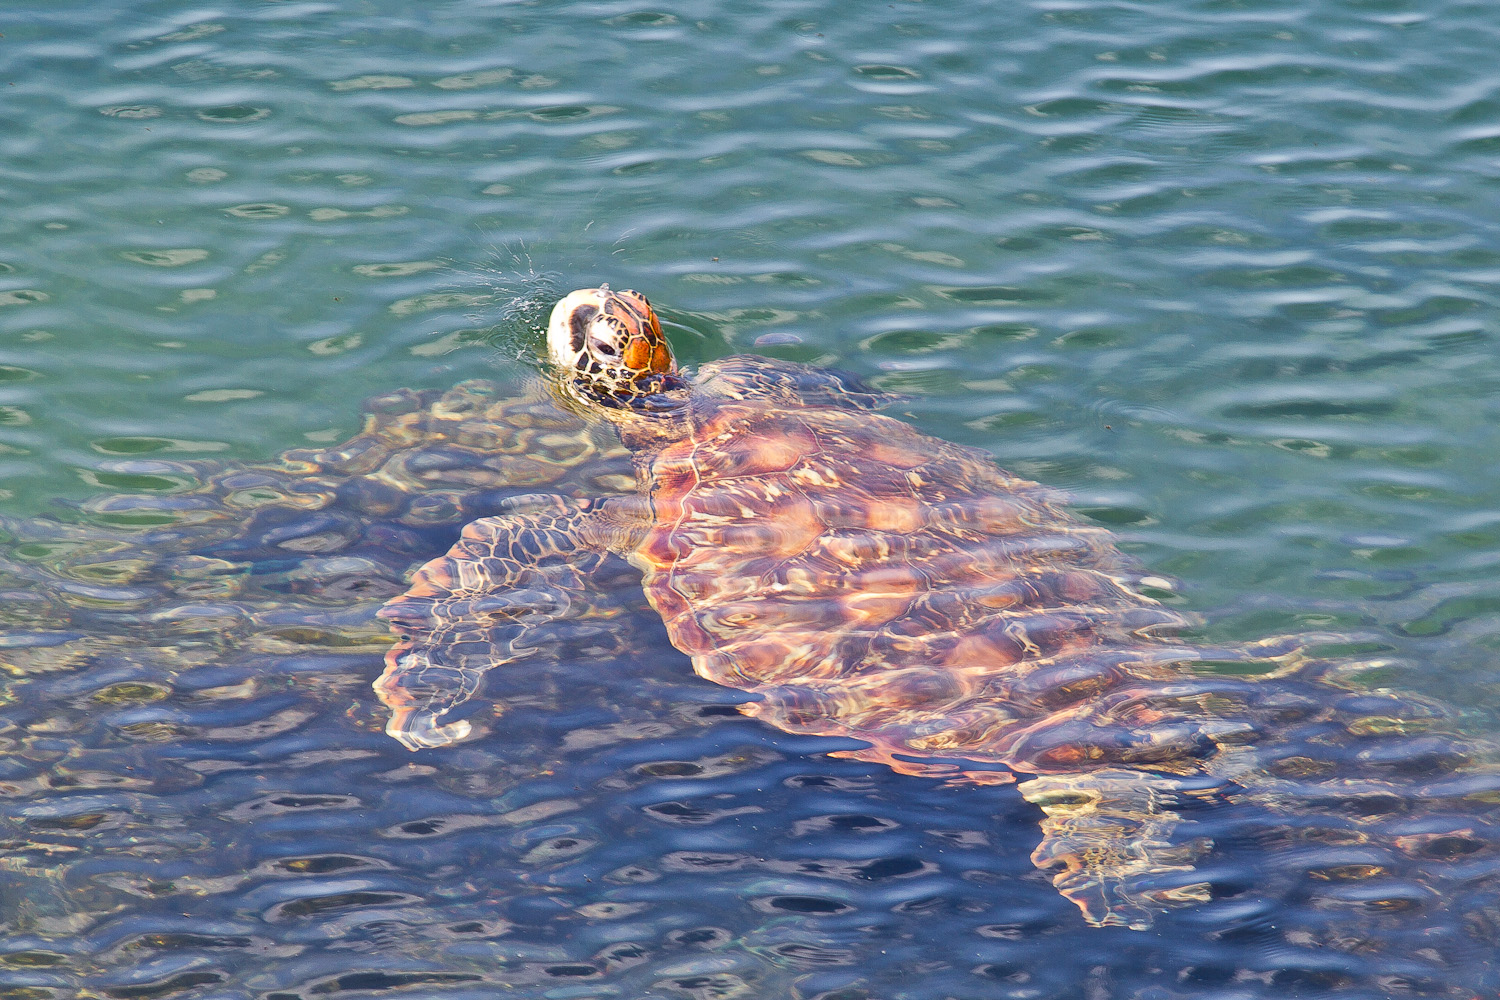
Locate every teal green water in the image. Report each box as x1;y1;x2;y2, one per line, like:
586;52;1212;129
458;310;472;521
6;0;1498;655
2;0;1500;996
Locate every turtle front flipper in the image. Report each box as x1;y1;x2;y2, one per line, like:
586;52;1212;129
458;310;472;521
1019;770;1219;930
375;494;644;750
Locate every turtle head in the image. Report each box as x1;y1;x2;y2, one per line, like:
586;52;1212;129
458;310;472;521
547;286;678;404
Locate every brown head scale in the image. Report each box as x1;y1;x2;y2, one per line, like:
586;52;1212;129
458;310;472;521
547;286;677;405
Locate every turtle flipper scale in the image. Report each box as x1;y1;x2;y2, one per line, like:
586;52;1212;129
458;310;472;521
1020;770;1217;930
375;494;638;751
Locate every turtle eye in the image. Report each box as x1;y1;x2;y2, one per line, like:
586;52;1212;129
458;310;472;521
590;336;620;359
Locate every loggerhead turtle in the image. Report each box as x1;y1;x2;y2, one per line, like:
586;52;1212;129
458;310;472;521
375;286;1498;934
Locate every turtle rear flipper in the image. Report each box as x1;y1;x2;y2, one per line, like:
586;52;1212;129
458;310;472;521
374;493;645;751
1020;770;1219;930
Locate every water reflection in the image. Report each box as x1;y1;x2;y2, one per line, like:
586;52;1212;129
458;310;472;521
0;377;1492;998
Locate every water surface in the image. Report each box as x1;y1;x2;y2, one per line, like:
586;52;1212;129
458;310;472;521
2;0;1499;996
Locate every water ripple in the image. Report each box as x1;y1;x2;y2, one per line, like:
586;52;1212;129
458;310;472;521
1;0;1498;994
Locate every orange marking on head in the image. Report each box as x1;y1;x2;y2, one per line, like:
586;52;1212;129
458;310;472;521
546;286;678;386
623;337;652;371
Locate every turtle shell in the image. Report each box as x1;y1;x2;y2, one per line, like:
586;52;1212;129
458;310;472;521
629;397;1192;786
367;356;1500;936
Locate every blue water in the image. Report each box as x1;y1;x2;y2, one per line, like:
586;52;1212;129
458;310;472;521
2;0;1499;996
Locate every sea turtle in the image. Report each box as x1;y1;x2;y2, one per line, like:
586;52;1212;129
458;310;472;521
0;312;1492;995
373;288;1500;943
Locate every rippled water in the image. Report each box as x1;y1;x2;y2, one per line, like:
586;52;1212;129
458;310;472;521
2;0;1499;996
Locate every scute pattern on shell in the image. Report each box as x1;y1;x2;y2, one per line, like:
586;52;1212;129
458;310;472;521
3;365;1494;993
377;350;1500;951
634;400;1187;786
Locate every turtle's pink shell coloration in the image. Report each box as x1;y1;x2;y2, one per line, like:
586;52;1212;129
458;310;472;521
630;399;1188;786
375;288;1492;937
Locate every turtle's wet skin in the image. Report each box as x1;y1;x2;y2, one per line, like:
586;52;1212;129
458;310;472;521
377;287;1500;988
